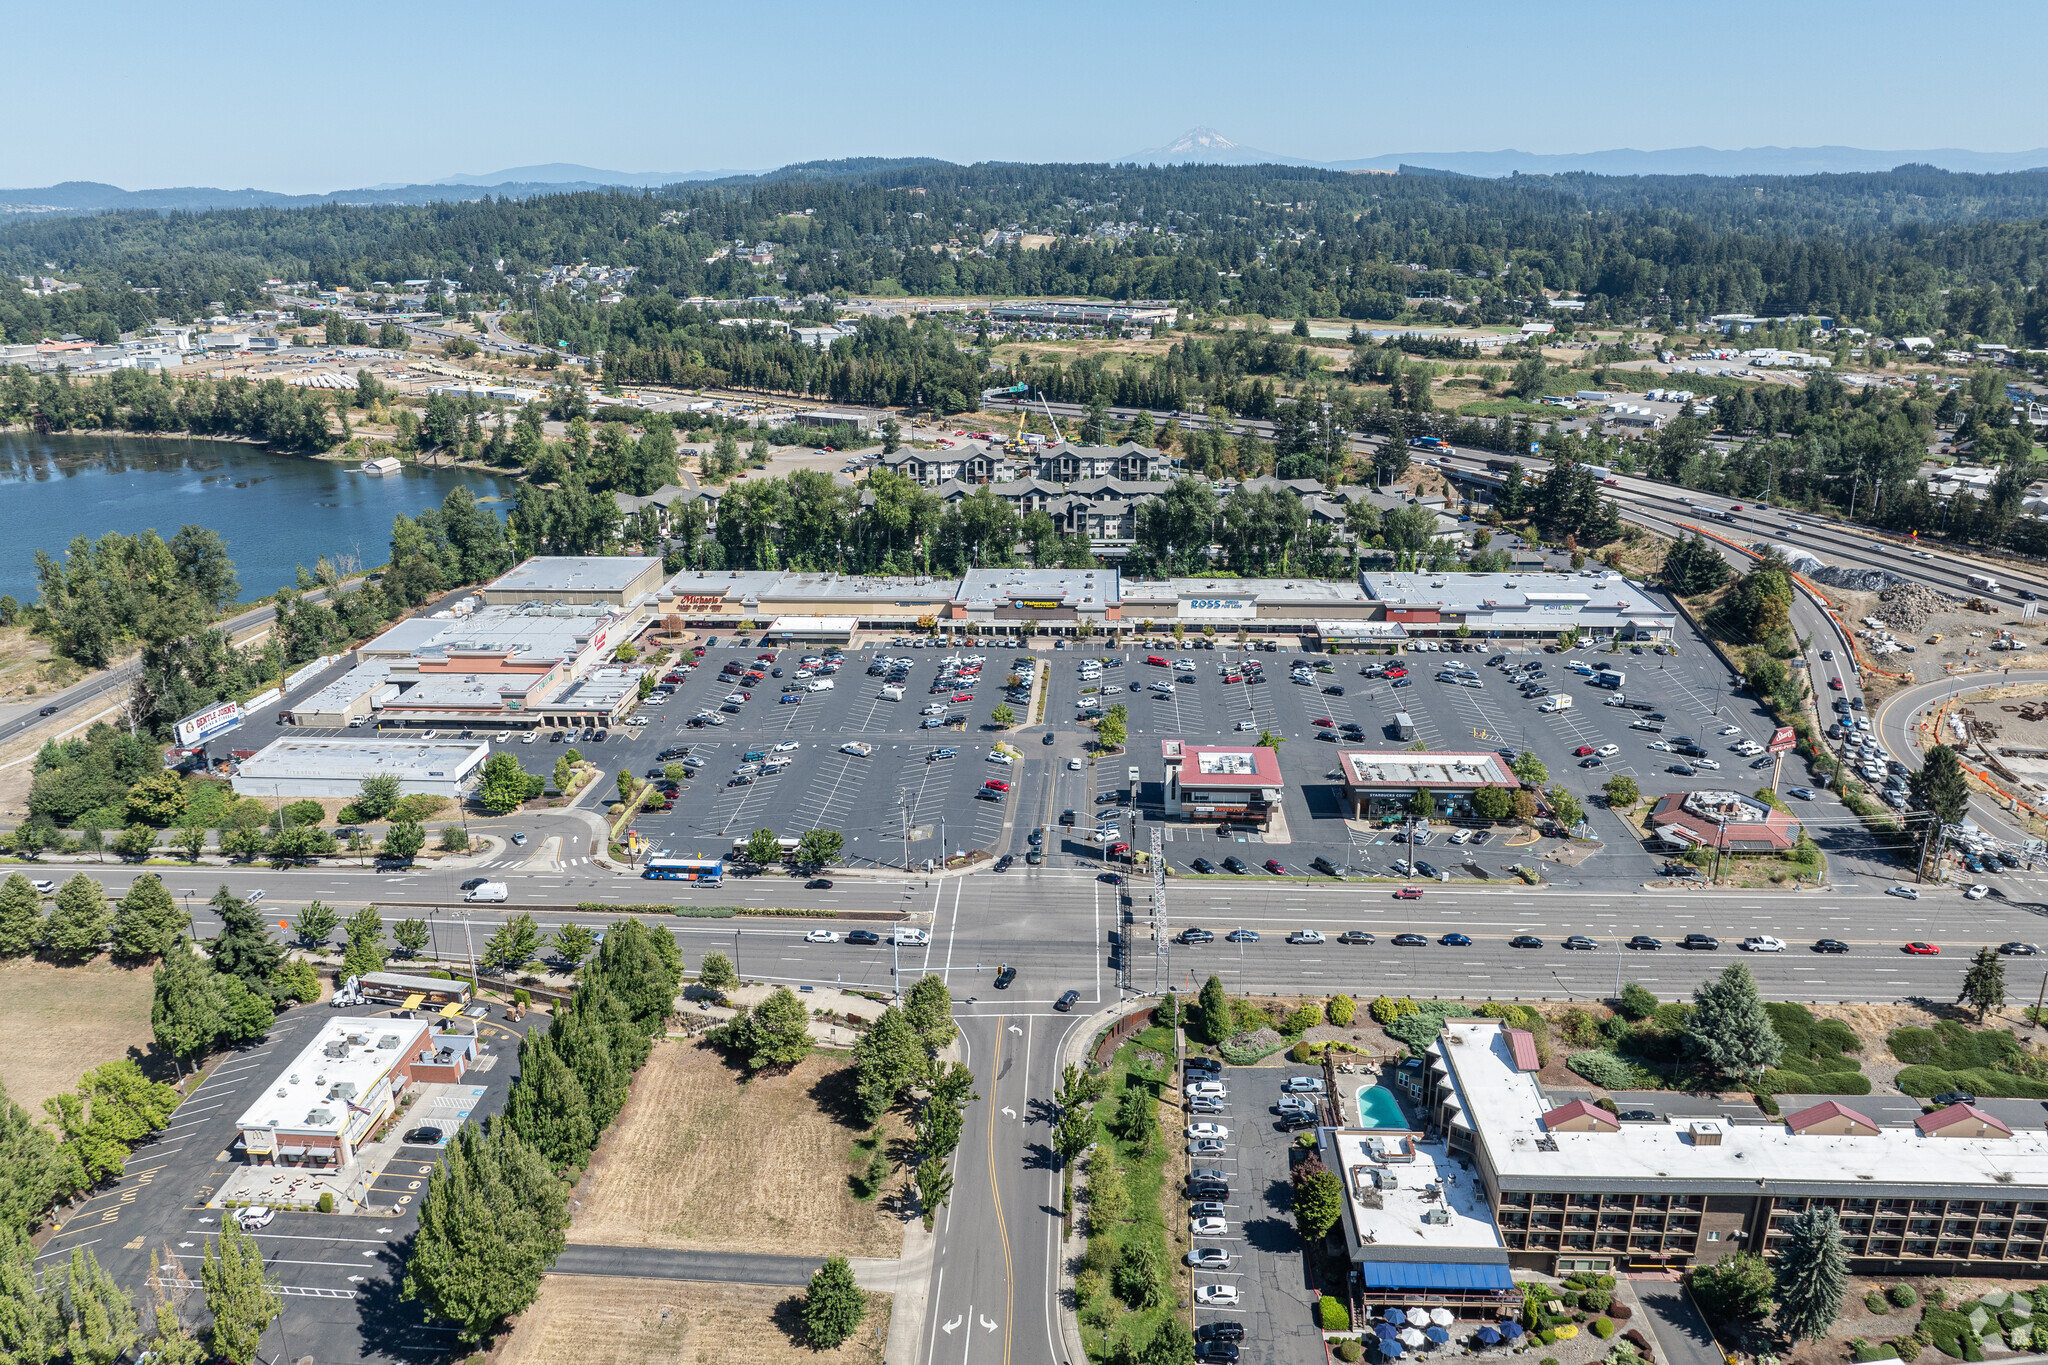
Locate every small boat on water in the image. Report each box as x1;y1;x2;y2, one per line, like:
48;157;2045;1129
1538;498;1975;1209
360;456;402;475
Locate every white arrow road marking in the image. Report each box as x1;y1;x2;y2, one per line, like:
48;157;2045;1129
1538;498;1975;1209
1007;1024;1022;1035
1001;1106;1016;1119
941;1316;962;1335
177;1241;194;1248
980;1315;998;1333
376;1227;393;1234
362;1250;377;1258
196;1217;214;1224
347;1275;367;1283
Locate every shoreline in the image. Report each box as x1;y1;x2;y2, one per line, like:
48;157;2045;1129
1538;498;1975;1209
0;424;520;479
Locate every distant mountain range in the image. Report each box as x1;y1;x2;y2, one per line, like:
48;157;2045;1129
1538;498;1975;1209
8;139;2048;219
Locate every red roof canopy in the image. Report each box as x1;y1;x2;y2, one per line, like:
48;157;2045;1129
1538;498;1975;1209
1915;1102;2012;1136
1506;1028;1540;1071
1540;1099;1619;1130
1785;1100;1881;1134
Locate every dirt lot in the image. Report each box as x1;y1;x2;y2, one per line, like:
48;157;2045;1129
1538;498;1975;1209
567;1039;908;1258
497;1275;889;1365
0;958;161;1111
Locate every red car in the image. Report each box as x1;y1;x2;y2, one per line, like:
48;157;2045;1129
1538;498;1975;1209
1263;859;1286;874
1223;673;1242;683
952;692;975;703
1108;842;1130;858
1385;666;1409;679
757;652;777;661
1603;478;1620;486
1313;718;1336;728
1731;505;1744;512
1573;744;1595;756
1394;887;1424;900
1828;678;1844;690
1904;941;1940;955
1146;655;1170;667
983;779;1011;793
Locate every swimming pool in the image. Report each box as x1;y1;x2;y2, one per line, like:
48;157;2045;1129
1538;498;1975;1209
1357;1084;1409;1129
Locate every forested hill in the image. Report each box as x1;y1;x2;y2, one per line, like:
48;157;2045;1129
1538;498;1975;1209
4;160;2048;340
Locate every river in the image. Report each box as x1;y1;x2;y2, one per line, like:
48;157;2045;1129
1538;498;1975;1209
0;434;514;605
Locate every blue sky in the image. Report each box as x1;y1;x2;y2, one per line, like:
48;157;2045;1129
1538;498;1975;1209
8;0;2039;193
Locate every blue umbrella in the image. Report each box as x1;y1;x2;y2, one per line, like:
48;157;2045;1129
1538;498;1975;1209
1386;1309;1407;1325
1476;1326;1502;1346
1427;1327;1451;1344
1501;1322;1524;1341
1377;1324;1399;1340
1383;1343;1406;1359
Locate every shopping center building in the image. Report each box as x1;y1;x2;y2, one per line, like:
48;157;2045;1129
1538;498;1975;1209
1360;572;1676;645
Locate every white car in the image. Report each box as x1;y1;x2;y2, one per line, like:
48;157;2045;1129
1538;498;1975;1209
246;889;266;904
1186;1081;1227;1099
625;716;650;726
1236;720;1256;731
1693;758;1721;770
29;880;55;895
1885;885;1921;900
840;742;873;757
521;730;536;744
1595;744;1619;757
1447;828;1472;845
1185;1123;1229;1140
890;928;930;946
1741;935;1785;953
774;740;800;752
1719;725;1742;736
805;929;841;944
987;751;1015;765
1190;1217;1228;1237
235;1206;275;1231
1101;685;1122;695
807;679;834;691
1195;1284;1241;1307
1966;884;1991;900
1650;740;1672;752
1068;758;1084;771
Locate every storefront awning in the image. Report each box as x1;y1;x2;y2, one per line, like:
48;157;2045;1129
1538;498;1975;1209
1359;1261;1514;1292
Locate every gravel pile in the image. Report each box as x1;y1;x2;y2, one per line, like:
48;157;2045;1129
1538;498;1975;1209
1874;580;1964;631
1811;563;1914;593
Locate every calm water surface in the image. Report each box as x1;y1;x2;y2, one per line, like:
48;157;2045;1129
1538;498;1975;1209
0;434;512;604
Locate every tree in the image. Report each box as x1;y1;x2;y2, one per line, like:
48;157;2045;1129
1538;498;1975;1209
175;823;208;861
1408;787;1436;820
1688;1250;1774;1323
742;827;783;865
549;922;596;969
115;822;159;861
1114;1086;1155;1152
292;902;340;947
1773;1205;1848;1343
1910;745;1971;828
1194;974;1230;1044
1470;785;1514;822
852;1006;926;1124
1960;945;2007;1020
46;1060;180;1192
1054;1094;1100;1169
1113;1239;1165;1310
1293;1167;1344;1243
271;957;320;1003
1510;752;1549;787
1097;711;1127;750
1684;963;1783;1085
393;918;430;958
402;1123;568;1344
0;873;47;955
478;752;531;814
123;770;188;827
341;906;387;978
56;1245;139;1365
500;1030;594;1173
1603;774;1641;808
381;820;425;863
354;773;401;821
207;887;282;992
1129;1318;1195;1365
1663;534;1732;596
989;702;1016;727
0;1075;62;1233
200;1221;278;1365
716;985;811;1070
483;913;543;973
697;951;738;992
904;975;957;1054
879;418;902;454
218;825;267;862
1546;786;1585;828
803;1255;867;1349
0;1235;62;1364
109;875;188;961
151;940;223;1074
915;1155;954;1221
44;875;110;961
795;828;845;868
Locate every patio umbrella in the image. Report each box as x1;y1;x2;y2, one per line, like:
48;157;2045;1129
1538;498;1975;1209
1426;1327;1452;1345
1476;1326;1502;1346
1500;1322;1524;1341
1408;1307;1433;1327
1376;1324;1399;1342
1400;1328;1428;1348
1385;1309;1406;1326
1430;1309;1456;1328
1382;1342;1406;1359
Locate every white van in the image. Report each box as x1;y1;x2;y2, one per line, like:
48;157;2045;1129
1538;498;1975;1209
464;882;509;903
890;927;930;946
880;685;905;700
1537;695;1573;713
808;679;835;691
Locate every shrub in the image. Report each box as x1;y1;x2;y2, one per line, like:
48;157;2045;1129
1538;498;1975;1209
1551;1324;1579;1341
1592;1318;1617;1339
1867;1291;1892;1315
1538;1329;1558;1346
1289;1041;1316;1063
1854;1345;1901;1363
1385;1001;1476;1049
1370;994;1401;1026
1895;1065;2048;1099
1334;1340;1364;1363
1328;993;1356;1027
317;1191;334;1213
1754;1092;1781;1116
1608;1301;1631;1320
281;799;326;827
1890;1284;1918;1309
1286;1002;1324;1035
1318;1297;1351;1331
1615;982;1659;1020
1557;1006;1604;1049
1566;1050;1637;1089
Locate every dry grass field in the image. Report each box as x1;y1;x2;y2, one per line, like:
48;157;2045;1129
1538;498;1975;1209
567;1039;907;1259
497;1276;889;1365
0;958;160;1112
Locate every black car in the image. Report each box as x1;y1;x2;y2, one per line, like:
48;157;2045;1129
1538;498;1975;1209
1316;730;1339;742
1223;856;1248;874
1096;791;1121;804
1179;928;1216;945
1196;1323;1246;1345
1392;933;1428;946
1054;989;1080;1012
403;1126;445;1145
1338;930;1376;945
806;878;835;889
2000;942;2040;956
1681;933;1720;950
1190;857;1217;874
1323;684;1345;695
728;775;754;787
994;964;1016;989
1043;731;1056;744
1812;938;1849;953
1028;828;1045;846
993;855;1014;872
1278;1112;1317;1132
1627;935;1663;950
1510;935;1544;949
847;930;880;945
1932;1090;1978;1107
1184;1057;1223;1076
1618;1110;1658;1123
1188;1181;1230;1201
1059;809;1078;826
460;877;490;891
1193;1343;1241;1364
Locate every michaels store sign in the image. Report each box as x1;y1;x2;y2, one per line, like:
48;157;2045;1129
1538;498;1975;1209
1179;597;1251;619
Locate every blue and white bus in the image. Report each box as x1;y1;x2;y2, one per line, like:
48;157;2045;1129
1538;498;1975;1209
643;857;724;885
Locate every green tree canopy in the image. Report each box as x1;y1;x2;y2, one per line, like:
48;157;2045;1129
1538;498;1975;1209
1684;962;1783;1085
44;874;111;961
1773;1205;1848;1343
802;1255;868;1349
402;1122;568;1344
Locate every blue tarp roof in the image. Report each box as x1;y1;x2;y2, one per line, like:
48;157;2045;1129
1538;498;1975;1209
1359;1261;1514;1292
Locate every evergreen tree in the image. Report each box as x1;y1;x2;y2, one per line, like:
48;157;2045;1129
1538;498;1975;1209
715;986;811;1071
852;1006;926;1124
0;1078;62;1234
151;940;223;1074
1293;1167;1345;1243
1960;945;2007;1020
1911;745;1971;828
56;1245;138;1365
43;875;111;961
590;919;682;1028
1773;1206;1848;1343
340;906;387;978
1195;974;1230;1044
200;1221;278;1365
402;1123;567;1344
904;974;957;1054
0;874;46;956
110;875;189;961
0;1231;62;1363
549;995;627;1130
1662;534;1732;596
802;1255;867;1349
206;887;283;992
501;1031;595;1172
696;950;738;993
1684;963;1784;1085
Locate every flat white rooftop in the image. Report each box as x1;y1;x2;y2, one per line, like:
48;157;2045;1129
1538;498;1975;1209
1439;1018;2048;1193
1363;572;1675;621
1331;1127;1504;1252
488;555;660;596
234;738;489;781
236;1017;430;1138
1341;751;1515;789
361;605;615;662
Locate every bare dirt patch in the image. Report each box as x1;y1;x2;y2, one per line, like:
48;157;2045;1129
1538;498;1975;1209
567;1039;908;1258
497;1275;890;1365
0;958;161;1111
